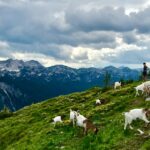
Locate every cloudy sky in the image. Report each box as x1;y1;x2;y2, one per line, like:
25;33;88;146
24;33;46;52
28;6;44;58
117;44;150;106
0;0;150;68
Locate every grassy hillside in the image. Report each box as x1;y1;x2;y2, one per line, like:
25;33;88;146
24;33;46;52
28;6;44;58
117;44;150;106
0;81;150;150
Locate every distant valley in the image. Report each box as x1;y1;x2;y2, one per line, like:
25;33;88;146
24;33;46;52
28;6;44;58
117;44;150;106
0;59;140;111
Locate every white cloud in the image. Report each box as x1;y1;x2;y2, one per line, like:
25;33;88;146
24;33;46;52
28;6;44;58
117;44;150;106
116;37;147;52
10;51;94;68
0;57;8;61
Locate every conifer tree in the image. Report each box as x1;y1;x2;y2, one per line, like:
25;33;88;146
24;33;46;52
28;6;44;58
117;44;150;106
103;71;111;88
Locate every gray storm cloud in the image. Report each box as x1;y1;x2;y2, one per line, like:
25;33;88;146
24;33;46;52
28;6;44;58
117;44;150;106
0;0;150;68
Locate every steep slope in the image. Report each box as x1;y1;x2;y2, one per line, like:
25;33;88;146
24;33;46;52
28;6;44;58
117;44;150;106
0;82;28;111
0;82;150;150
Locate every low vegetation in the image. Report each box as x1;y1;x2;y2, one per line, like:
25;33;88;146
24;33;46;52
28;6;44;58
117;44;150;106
0;81;150;150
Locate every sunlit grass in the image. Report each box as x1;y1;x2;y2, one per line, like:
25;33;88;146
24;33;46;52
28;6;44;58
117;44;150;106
0;81;150;150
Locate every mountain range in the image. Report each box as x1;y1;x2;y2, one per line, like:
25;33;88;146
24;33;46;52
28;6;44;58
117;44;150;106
0;59;140;111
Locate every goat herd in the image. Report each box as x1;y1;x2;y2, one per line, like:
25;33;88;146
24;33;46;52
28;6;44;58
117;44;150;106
52;81;150;136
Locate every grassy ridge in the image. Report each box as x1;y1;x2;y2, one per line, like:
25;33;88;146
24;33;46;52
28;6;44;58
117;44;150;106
0;81;150;150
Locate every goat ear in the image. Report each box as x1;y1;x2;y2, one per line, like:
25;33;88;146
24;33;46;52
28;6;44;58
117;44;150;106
77;112;80;116
143;108;148;112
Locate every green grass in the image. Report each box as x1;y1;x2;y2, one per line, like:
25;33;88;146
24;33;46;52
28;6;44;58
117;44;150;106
0;81;150;150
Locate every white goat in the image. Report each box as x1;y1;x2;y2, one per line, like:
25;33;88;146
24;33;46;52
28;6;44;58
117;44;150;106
75;112;98;135
114;82;121;89
124;108;150;130
52;116;63;126
144;81;150;86
143;85;150;97
135;83;145;96
75;112;87;127
70;109;77;126
96;99;101;105
143;81;150;97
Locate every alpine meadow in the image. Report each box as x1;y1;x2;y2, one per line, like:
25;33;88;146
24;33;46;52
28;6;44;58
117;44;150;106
0;0;150;150
0;81;150;150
